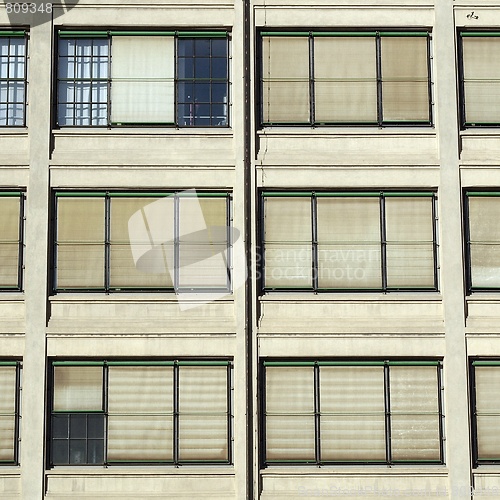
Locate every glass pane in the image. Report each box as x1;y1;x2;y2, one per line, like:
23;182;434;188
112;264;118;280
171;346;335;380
465;81;500;123
266;415;315;461
264;197;312;288
477;415;500;460
317;197;381;288
469;197;500;287
314;37;377;123
53;366;103;411
0;415;15;461
178;414;227;461
111;36;175;123
87;439;104;464
52;415;69;439
69;414;87;438
385;197;435;288
52;440;69;465
88;414;105;439
69;439;87;464
262;37;310;123
476;366;500;413
110;197;174;288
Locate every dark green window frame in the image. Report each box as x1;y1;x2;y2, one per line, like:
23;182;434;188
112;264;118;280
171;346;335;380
0;30;28;127
259;30;432;127
48;359;233;467
464;190;500;292
260;190;439;292
459;31;500;128
52;190;233;293
261;359;444;466
56;29;230;128
0;360;21;465
470;360;500;466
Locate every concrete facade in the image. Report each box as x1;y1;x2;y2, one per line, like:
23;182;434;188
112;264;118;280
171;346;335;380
0;0;498;498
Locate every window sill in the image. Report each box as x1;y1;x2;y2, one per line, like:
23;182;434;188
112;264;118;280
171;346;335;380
260;292;442;303
52;127;233;138
45;466;234;475
49;293;233;303
260;466;448;475
257;126;436;138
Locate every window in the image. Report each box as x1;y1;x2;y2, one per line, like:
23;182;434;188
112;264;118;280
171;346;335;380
459;32;500;127
259;30;431;126
0;361;20;465
56;30;229;127
0;191;24;291
262;360;443;466
471;360;500;465
0;31;27;126
464;191;500;291
260;191;438;292
49;360;232;466
53;191;232;292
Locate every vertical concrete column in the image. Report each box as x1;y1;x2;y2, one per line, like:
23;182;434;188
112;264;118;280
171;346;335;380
21;19;52;500
434;2;472;497
232;1;250;498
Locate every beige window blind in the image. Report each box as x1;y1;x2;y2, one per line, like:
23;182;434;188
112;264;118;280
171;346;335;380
110;36;175;124
56;197;105;288
462;37;500;124
314;37;377;123
262;36;310;123
385;197;435;288
53;366;103;411
0;366;16;461
381;37;429;122
468;196;500;288
0;197;20;287
107;365;173;461
319;366;386;461
317;197;381;288
178;365;229;461
264;197;312;288
389;365;441;461
265;366;315;461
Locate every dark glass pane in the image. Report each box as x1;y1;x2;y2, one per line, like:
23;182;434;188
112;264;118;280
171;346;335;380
194;82;210;102
52;415;69;438
177;82;194;102
178;39;194;57
211;104;227;125
87;439;104;464
195;39;210;56
194;58;210;79
211;58;227;79
211;39;227;57
88;414;105;439
70;414;87;438
211;83;227;103
52;439;69;465
177;58;194;79
177;103;192;126
194;104;210;126
69;439;87;464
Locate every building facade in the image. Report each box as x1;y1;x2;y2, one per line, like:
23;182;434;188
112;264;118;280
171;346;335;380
0;0;499;498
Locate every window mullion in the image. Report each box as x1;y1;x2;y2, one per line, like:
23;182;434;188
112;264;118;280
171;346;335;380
376;33;383;125
103;364;108;465
107;36;112;127
432;194;439;290
426;35;433;126
18;194;24;291
309;33;315;126
104;194;111;292
437;363;445;464
173;362;180;465
14;362;20;465
174;195;180;292
384;363;392;465
380;194;387;291
314;362;320;464
311;193;318;291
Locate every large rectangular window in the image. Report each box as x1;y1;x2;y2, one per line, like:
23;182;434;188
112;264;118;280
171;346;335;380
464;191;500;291
0;361;20;465
470;360;500;465
260;30;431;126
260;191;438;292
53;191;232;292
0;191;24;291
49;360;232;466
459;32;500;127
262;360;443;466
57;30;229;127
0;31;27;126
